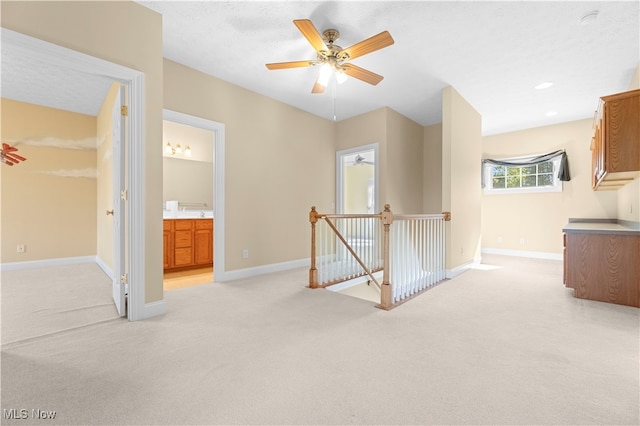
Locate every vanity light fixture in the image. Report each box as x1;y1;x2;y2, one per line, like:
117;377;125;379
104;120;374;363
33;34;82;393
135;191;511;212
164;142;192;157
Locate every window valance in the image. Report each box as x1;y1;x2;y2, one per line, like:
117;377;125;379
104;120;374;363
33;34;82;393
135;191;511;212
481;150;570;188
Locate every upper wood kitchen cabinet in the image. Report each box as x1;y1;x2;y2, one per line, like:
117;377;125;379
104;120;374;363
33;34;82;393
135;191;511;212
591;88;640;190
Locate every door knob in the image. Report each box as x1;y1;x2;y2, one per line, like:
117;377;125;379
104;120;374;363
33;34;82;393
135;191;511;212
106;210;114;216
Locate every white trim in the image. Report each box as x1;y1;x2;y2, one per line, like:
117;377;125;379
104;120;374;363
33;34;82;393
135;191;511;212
219;258;309;282
162;110;226;282
481;248;563;261
0;256;96;272
336;143;379;214
3;28;146;321
95;256;114;279
445;259;478;279
143;300;167;319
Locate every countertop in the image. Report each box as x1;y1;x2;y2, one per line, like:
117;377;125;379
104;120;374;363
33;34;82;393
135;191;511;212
163;211;214;219
563;219;640;235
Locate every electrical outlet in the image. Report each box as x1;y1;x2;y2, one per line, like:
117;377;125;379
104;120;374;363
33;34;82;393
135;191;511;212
242;249;249;259
17;244;25;253
519;237;525;245
497;236;503;243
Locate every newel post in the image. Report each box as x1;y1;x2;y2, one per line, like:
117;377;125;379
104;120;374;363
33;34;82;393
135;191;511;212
309;206;319;289
380;204;393;309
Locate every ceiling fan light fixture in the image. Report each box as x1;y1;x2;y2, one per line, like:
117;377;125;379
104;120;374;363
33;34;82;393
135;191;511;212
336;69;348;84
318;63;333;87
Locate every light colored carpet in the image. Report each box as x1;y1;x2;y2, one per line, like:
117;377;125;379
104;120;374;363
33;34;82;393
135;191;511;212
1;255;638;425
1;263;120;345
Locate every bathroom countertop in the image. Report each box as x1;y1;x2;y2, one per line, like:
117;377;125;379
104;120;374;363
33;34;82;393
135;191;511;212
163;211;214;219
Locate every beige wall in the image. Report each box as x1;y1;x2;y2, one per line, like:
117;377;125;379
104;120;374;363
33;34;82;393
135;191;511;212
336;107;424;214
163;59;335;271
2;1;165;303
96;83;121;270
336;108;387;209
442;87;482;269
482;119;618;255
0;99;97;263
385;108;424;213
423;123;443;213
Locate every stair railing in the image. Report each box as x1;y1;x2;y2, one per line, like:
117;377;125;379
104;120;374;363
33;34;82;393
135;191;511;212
309;204;450;309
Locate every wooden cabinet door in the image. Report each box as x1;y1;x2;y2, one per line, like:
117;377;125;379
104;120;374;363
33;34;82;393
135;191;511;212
163;220;174;270
163;230;173;269
194;219;213;265
606;93;640;173
194;229;213;265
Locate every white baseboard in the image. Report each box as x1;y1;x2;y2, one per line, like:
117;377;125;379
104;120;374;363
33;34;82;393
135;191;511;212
482;248;562;261
446;259;478;279
217;257;309;282
0;255;96;271
142;300;166;319
95;256;114;279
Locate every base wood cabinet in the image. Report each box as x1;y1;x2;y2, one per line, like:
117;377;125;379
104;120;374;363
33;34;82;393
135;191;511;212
563;221;640;308
164;219;213;271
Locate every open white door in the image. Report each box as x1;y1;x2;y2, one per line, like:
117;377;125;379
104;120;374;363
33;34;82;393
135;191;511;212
112;86;127;317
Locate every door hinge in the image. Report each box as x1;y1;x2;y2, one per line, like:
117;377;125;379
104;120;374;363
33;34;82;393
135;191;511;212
121;105;128;116
120;189;128;201
120;273;128;285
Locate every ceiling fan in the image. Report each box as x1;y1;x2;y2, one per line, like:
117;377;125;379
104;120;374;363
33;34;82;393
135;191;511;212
353;154;374;166
266;19;394;94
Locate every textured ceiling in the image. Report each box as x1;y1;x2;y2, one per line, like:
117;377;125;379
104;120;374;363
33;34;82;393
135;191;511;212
2;1;639;135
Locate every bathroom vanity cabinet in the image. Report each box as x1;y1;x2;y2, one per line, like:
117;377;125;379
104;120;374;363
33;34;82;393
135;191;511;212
164;218;214;271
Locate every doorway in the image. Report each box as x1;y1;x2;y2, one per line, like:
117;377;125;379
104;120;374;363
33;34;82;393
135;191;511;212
162;109;226;289
336;144;379;214
1;28;148;319
162;119;214;290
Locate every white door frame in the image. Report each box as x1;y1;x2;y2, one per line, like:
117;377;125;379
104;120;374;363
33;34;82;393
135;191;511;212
336;143;380;214
2;28;148;321
162;110;227;281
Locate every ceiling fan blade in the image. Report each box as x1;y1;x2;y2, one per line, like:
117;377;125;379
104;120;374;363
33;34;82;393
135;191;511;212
293;19;328;53
311;77;326;94
266;60;315;70
339;31;394;60
342;64;384;85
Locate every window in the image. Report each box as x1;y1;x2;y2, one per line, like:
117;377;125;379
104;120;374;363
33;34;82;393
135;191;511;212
483;155;563;194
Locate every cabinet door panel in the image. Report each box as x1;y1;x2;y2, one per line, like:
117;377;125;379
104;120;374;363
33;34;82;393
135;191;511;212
174;248;194;267
195;229;213;265
175;230;193;248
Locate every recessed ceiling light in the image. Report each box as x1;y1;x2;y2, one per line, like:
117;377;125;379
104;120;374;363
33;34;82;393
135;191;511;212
546;111;558;117
535;82;554;90
579;10;599;26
